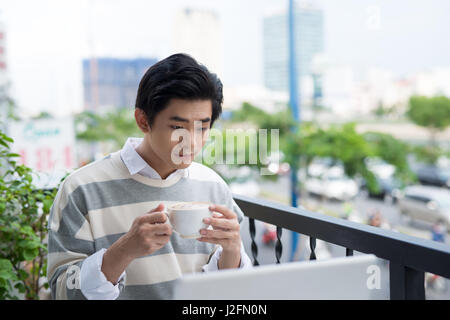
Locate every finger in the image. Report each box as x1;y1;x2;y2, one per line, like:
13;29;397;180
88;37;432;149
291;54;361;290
199;228;234;239
154;234;171;245
197;237;225;246
209;204;236;220
203;217;239;231
152;223;172;236
139;212;167;225
149;203;165;213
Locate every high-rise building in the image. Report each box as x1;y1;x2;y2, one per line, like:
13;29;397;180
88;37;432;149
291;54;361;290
172;8;224;77
82;57;157;112
263;2;324;93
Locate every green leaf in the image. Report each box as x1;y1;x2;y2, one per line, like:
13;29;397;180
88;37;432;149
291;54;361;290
17;269;28;281
7;153;20;158
0;259;17;281
23;248;38;261
43;198;54;213
0;139;8;148
24;174;33;183
2;135;13;143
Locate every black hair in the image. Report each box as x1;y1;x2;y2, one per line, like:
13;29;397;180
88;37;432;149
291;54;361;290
135;53;223;127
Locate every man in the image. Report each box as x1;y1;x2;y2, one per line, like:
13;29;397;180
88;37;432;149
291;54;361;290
47;53;252;300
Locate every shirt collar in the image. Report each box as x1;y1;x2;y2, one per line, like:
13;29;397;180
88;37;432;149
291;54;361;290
120;137;187;180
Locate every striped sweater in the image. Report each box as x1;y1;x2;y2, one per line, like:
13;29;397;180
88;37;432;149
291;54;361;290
46;151;245;300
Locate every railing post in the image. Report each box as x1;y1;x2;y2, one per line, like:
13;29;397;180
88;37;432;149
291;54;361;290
249;218;260;266
309;237;317;260
389;262;425;300
275;226;283;264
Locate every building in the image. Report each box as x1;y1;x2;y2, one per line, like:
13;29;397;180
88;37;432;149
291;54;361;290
172;8;224;77
318;65;450;120
321;64;356;117
263;1;324;93
412;67;450;98
82;57;156;112
0;17;7;86
0;13;10;131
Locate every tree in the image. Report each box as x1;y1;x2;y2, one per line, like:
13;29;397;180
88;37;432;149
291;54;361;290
373;101;397;119
75;108;142;153
32;111;54;120
406;95;450;164
227;103;413;195
0;130;61;299
227;102;297;180
298;123;378;192
363;131;416;184
407;95;450;144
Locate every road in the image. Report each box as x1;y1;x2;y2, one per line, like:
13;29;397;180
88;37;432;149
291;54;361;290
238;175;450;300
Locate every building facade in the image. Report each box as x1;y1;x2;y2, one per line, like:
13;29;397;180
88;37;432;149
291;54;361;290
263;2;324;93
172;8;224;77
83;57;156;112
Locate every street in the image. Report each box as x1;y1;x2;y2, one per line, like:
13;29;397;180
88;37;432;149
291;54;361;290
238;175;450;300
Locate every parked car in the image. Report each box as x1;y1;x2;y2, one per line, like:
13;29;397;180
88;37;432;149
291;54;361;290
360;159;402;202
397;185;450;230
415;165;450;188
361;175;402;203
304;166;359;201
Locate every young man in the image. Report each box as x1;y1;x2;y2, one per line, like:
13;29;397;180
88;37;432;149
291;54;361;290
47;53;252;300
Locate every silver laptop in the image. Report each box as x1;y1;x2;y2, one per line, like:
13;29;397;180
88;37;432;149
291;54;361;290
174;254;390;300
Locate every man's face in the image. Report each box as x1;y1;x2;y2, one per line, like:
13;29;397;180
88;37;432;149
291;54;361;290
141;98;212;169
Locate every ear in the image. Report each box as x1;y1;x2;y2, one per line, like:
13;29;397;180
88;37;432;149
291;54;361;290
135;108;150;133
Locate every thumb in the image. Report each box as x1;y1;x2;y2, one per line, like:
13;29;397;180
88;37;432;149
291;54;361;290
149;203;165;213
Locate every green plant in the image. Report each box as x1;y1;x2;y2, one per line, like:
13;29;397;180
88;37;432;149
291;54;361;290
75;108;143;152
227;102;416;195
406;95;450;133
0;130;61;299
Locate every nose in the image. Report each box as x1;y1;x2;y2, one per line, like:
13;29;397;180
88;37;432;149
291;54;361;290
190;128;205;153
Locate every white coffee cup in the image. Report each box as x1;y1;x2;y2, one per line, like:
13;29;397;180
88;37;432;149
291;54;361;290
164;201;213;239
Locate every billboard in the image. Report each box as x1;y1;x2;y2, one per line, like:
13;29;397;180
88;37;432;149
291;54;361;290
8;118;77;188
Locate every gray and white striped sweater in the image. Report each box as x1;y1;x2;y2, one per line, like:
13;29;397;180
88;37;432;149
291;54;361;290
47;151;245;299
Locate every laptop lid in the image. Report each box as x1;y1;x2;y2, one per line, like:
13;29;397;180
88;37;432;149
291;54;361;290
173;254;390;300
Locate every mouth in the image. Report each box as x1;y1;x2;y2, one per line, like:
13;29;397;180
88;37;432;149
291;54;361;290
179;153;195;159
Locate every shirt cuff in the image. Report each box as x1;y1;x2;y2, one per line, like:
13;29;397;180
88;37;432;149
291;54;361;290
202;242;253;272
80;248;126;300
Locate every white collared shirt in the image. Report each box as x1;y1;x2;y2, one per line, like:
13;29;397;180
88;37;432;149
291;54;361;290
120;137;187;180
80;137;252;300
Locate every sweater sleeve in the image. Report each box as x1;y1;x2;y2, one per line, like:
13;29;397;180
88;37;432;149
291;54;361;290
46;176;97;300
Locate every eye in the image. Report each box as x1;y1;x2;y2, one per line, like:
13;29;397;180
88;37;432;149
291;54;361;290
170;125;184;130
197;127;209;132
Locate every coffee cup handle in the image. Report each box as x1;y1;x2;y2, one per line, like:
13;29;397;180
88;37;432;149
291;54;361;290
162;209;178;235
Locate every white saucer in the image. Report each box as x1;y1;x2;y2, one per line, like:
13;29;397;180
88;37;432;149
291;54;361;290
180;233;201;239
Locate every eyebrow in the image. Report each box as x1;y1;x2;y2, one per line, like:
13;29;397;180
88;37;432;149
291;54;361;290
169;116;211;123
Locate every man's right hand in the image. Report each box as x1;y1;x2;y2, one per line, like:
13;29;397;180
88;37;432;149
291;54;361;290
120;203;173;259
101;203;172;284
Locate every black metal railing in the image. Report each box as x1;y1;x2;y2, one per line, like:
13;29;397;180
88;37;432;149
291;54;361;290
233;193;450;300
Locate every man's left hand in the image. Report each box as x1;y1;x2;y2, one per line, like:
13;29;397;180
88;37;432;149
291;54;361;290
198;204;241;254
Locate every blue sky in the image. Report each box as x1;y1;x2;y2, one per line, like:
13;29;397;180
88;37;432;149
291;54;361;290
1;0;449;115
